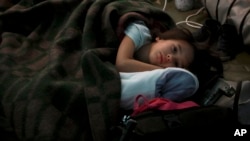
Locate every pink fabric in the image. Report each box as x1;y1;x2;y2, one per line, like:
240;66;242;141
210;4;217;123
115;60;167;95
131;95;200;116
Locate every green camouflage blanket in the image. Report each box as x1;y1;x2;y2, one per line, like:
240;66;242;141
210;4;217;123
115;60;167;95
0;0;175;140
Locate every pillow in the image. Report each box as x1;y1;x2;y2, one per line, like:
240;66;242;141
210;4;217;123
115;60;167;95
119;67;199;110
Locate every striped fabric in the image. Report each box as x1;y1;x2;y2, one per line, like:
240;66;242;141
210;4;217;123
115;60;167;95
0;0;175;141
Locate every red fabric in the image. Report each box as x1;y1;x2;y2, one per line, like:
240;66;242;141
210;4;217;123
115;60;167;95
131;95;200;116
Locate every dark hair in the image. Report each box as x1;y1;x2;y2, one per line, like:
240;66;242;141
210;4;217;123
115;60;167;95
153;27;194;42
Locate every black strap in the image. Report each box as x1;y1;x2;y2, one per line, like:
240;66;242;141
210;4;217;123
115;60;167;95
233;81;242;126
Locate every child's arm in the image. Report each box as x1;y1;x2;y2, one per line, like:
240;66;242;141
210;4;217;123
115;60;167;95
116;35;163;72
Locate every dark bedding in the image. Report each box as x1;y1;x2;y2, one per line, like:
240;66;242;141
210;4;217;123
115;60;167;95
0;0;176;140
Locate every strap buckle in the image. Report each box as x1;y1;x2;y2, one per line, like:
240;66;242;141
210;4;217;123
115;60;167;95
202;78;236;106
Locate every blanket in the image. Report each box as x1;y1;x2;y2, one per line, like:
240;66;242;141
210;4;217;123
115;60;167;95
0;0;176;141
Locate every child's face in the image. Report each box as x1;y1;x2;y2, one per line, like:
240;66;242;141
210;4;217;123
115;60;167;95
149;39;194;69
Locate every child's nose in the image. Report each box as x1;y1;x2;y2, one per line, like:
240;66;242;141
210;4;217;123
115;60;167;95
166;54;173;63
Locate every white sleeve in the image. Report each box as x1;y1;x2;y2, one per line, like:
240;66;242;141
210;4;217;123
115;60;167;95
119;69;163;110
124;21;152;51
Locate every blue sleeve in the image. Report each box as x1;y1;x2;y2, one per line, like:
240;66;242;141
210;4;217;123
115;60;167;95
155;68;199;102
124;21;152;51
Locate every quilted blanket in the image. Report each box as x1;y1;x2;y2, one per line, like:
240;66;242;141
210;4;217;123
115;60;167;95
0;0;176;141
